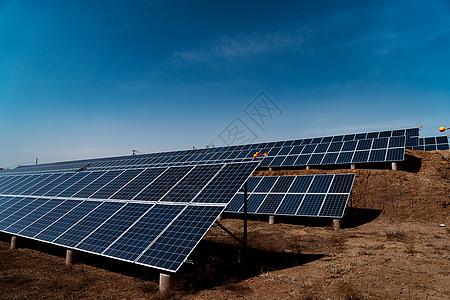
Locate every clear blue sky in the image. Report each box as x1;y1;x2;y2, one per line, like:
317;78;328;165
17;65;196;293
1;0;449;168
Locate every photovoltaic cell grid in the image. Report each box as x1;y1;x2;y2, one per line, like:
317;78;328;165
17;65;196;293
1;128;419;175
407;136;450;151
226;173;355;218
0;161;259;272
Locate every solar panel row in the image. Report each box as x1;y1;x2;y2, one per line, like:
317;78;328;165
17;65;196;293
407;136;450;151
259;136;406;167
3;128;419;175
0;161;258;272
0;196;222;272
226;173;355;218
0;163;257;204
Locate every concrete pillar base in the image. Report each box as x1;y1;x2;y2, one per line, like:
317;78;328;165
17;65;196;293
66;250;73;265
305;166;310;170
269;216;276;225
269;167;273;172
350;164;356;170
159;273;171;292
333;219;342;230
391;162;398;171
10;236;18;250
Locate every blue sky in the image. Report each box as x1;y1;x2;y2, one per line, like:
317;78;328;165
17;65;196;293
1;0;449;168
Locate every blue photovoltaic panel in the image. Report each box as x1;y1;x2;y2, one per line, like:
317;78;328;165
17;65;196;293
160;165;222;203
20;174;62;196
133;167;191;201
111;168;165;200
0;198;48;231
2;132;370;273
104;204;185;262
329;174;356;193
9;174;46;195
136;205;224;272
289;175;314;193
409;136;450;151
271;176;295;193
227;193;244;212
0;198;32;229
18;200;83;238
368;149;386;162
72;170;123;199
226;173;355;218
254;176;278;193
4;199;61;234
53;201;125;248
43;173;89;197
352;151;370;163
372;138;389;149
275;194;304;215
0;197;18;213
239;194;266;213
386;148;404;161
281;155;297;166
1;175;32;195
57;172;105;198
308;154;325;165
247;177;262;192
308;175;333;193
89;169;141;199
76;203;152;254
296;194;325;216
30;173;71;196
318;194;349;218
322;152;339;164
336;152;353;164
34;200;102;243
256;194;284;214
194;162;259;203
0;127;418;175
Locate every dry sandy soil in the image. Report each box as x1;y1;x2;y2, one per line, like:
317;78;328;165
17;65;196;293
1;149;449;300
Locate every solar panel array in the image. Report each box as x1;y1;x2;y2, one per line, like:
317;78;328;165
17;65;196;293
2;128;420;176
407;136;450;151
226;173;355;218
0;161;258;272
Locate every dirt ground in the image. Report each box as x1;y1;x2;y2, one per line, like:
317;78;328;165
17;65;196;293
0;149;449;300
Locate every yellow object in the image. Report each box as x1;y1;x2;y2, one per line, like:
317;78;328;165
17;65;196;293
439;127;446;132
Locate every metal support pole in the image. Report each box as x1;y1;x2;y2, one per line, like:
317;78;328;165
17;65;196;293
216;222;246;247
243;182;248;248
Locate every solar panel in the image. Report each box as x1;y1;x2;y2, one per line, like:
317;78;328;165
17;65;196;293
103;204;185;262
408;136;450;151
136;205;224;272
0;161;258;273
0;127;419;175
4;199;62;234
226;173;355;218
76;203;153;254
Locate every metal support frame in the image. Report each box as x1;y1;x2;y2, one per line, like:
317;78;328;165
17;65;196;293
243;181;248;247
216;182;248;248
